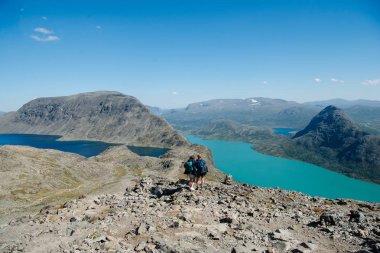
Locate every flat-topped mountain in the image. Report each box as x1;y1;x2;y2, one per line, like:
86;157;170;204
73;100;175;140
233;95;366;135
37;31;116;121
0;91;189;147
292;106;380;183
164;97;319;130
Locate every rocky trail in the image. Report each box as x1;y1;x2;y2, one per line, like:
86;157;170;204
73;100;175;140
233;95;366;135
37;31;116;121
1;177;379;253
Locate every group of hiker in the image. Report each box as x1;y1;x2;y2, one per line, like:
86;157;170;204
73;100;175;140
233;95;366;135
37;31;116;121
183;154;208;191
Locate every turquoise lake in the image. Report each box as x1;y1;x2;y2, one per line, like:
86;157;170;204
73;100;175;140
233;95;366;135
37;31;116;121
186;135;380;202
273;128;298;136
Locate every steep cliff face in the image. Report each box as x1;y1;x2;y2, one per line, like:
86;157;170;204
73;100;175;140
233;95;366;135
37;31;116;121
293;106;380;182
0;91;189;147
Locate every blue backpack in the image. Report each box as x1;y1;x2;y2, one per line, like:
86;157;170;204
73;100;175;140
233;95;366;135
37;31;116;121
197;159;208;174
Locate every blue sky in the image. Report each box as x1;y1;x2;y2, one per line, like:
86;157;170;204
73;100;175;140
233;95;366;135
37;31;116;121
0;0;380;111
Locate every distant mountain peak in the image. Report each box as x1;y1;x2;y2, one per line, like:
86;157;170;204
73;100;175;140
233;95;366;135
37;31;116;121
291;105;380;183
293;105;366;148
322;105;339;111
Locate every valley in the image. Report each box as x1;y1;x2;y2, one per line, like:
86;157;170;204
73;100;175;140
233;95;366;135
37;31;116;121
0;92;379;253
160;98;380;185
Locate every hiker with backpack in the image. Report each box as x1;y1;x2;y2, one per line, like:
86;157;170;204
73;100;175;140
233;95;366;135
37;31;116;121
194;153;208;191
183;155;196;191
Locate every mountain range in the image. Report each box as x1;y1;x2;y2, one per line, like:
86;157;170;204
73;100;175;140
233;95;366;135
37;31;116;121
160;98;380;134
0;91;189;148
305;99;380;109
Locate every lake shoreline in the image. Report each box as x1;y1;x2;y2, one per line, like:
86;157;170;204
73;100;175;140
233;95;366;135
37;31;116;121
186;134;380;203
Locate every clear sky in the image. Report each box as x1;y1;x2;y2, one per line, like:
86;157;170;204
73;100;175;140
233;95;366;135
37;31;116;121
1;0;380;111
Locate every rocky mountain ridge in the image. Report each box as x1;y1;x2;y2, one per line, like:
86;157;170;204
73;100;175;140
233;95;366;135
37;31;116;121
0;91;189;148
292;106;380;183
1;176;379;253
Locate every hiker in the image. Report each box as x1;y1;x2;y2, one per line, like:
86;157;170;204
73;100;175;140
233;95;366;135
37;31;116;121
195;153;208;190
183;155;196;190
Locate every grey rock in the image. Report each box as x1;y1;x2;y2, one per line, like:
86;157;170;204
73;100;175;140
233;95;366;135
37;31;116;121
147;226;156;233
151;186;164;198
137;223;148;235
94;236;107;243
179;212;192;222
135;241;147;251
349;210;365;223
70;217;81;222
320;212;337;226
220;217;234;224
272;241;291;253
271;229;294;242
231;244;251;253
66;228;75;236
300;242;317;251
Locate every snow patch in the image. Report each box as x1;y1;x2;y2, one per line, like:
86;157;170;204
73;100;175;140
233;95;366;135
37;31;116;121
248;98;260;106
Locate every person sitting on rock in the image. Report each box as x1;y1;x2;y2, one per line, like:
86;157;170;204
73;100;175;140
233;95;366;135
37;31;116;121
183;155;196;190
194;153;208;190
224;174;233;185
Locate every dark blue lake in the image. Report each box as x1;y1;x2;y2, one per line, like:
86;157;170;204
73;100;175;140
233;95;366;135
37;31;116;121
0;134;168;158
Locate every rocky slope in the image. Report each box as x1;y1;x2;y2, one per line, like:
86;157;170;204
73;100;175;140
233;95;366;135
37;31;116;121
1;176;379;253
0;143;222;224
0;145;125;221
0;91;189;148
292;106;380;183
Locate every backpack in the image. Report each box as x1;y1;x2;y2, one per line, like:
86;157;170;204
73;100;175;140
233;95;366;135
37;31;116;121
197;159;208;174
184;161;193;174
